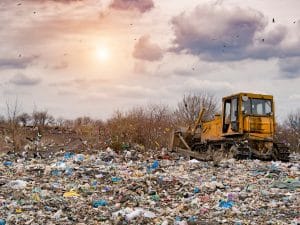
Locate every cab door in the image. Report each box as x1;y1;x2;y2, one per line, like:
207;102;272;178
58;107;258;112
222;97;239;134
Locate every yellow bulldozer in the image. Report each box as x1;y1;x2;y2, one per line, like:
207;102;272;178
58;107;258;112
170;92;290;161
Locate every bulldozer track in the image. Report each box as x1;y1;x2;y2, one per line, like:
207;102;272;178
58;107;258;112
172;137;290;162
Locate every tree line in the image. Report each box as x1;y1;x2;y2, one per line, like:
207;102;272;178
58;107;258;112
1;94;299;152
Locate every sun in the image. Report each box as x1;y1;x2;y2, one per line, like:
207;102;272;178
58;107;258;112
96;46;109;61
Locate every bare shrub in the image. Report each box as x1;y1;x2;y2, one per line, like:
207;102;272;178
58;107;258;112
105;110;132;150
73;116;99;137
62;119;74;129
174;92;218;127
145;104;173;148
104;104;173;150
74;116;94;127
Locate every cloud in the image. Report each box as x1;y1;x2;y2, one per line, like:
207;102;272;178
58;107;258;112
133;35;163;61
289;94;300;100
57;90;75;96
263;26;287;45
278;57;300;79
171;4;300;61
110;0;154;13
26;0;83;3
0;55;39;69
53;61;68;70
183;78;233;93
10;74;41;86
113;84;157;98
49;78;108;89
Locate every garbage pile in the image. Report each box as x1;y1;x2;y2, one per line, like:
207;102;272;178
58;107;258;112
0;148;299;224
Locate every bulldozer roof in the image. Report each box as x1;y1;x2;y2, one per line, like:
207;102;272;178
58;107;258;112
223;92;273;100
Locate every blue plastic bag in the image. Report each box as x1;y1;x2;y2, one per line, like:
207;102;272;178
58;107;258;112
64;152;75;160
194;187;200;193
175;216;181;221
92;200;107;208
3;161;13;167
51;169;62;176
103;186;110;192
219;200;234;209
151;160;159;170
188;216;197;222
75;154;84;162
65;167;73;176
111;177;122;182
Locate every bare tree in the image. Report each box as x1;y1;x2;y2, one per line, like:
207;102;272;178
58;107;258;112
284;109;300;152
62;119;74;128
286;109;300;132
56;117;65;127
18;113;31;127
6;98;21;151
0;115;5;124
174;92;218;126
32;110;55;127
74;116;93;127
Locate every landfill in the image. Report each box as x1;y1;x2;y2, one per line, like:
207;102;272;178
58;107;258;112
0;149;299;225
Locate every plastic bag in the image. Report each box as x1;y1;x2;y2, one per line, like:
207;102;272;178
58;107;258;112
92;199;107;208
7;180;27;189
219;200;234;209
63;190;80;198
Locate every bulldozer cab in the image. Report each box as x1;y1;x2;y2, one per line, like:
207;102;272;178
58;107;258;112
222;93;275;139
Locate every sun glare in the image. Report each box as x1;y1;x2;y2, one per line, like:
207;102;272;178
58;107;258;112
96;46;109;61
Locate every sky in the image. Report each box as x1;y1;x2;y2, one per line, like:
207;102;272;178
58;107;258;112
0;0;299;121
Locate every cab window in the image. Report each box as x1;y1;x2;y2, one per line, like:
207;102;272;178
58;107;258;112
223;100;231;132
231;98;238;131
223;98;238;132
242;97;272;115
242;98;251;114
251;99;272;115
